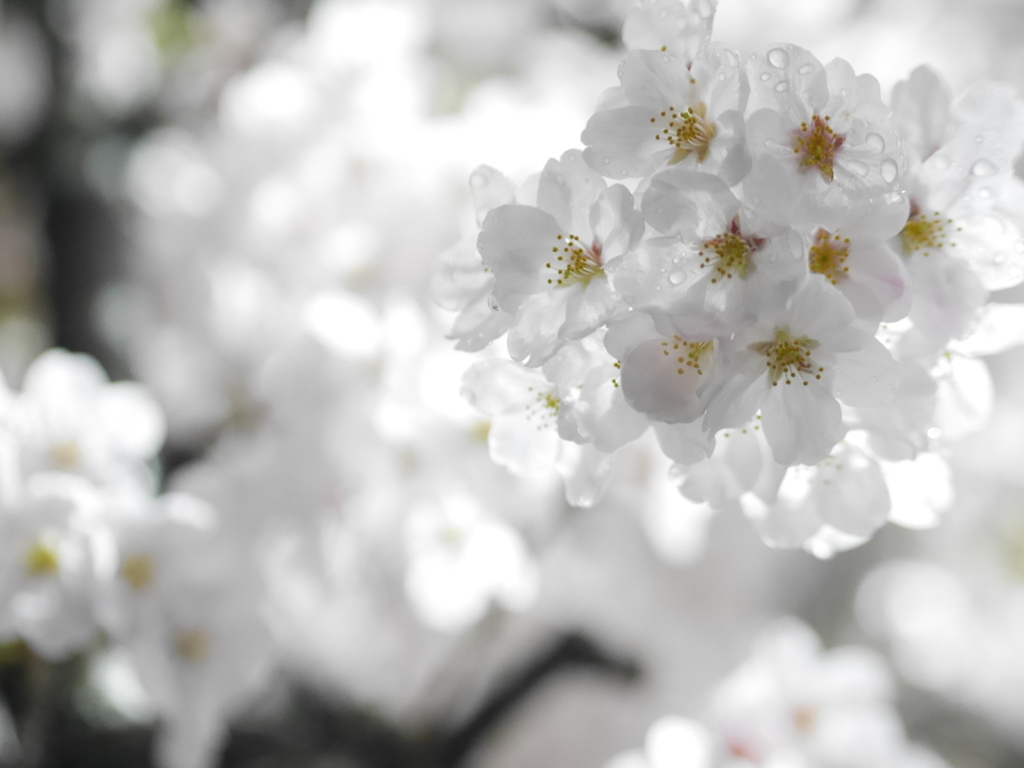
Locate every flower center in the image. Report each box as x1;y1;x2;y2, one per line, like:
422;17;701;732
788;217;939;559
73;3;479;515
26;541;60;576
652;102;718;164
793;115;844;182
546;233;603;287
175;629;210;663
900;207;956;256
49;440;81;470
792;705;818;732
660;336;713;377
121;554;155;590
525;386;561;430
751;330;823;386
699;217;764;283
809;228;850;284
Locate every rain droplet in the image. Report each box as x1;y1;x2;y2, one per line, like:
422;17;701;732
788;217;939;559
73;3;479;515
767;48;790;69
933;155;951;170
880;158;899;183
775;81;789;93
603;158;610;165
978;187;992;199
487;296;501;312
974;135;984;144
971;158;997;177
847;160;869;177
760;72;771;82
668;270;686;285
798;63;815;75
866;133;885;151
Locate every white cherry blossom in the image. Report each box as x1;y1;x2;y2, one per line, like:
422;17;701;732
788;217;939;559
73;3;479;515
705;279;898;465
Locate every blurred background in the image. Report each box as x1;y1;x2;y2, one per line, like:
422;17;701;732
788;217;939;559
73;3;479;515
2;0;1024;766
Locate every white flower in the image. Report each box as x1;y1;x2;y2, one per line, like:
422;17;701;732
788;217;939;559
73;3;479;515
705;279;898;465
478;150;644;366
403;492;539;632
638;168;806;330
605;310;720;425
11;349;166;498
707;618;907;767
129;551;270;768
460;355;617;507
582;43;750;184
802;194;911;324
741;443;891;556
744;46;904;229
0;474;99;660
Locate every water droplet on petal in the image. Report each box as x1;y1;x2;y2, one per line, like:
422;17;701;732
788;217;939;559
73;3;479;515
880;158;898;183
866;133;885;151
971;158;997;177
768;48;789;68
760;72;771;82
603;158;611;165
798;63;815;75
1015;240;1024;254
978;187;992;199
668;270;686;285
487;295;501;311
974;135;984;144
775;81;789;93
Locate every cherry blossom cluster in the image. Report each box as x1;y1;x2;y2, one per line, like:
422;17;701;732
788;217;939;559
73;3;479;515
0;349;271;768
439;0;1024;556
605;618;950;768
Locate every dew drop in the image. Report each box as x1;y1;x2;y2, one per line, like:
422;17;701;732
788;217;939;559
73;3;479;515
974;135;984;144
971;158;997;177
880;158;898;183
487;295;501;312
932;155;951;170
662;55;671;63
603;158;611;165
775;81;789;93
978;187;992;199
760;72;771;82
847;160;869;177
668;270;686;285
767;48;790;69
866;133;885;151
798;63;815;75
993;253;1006;265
